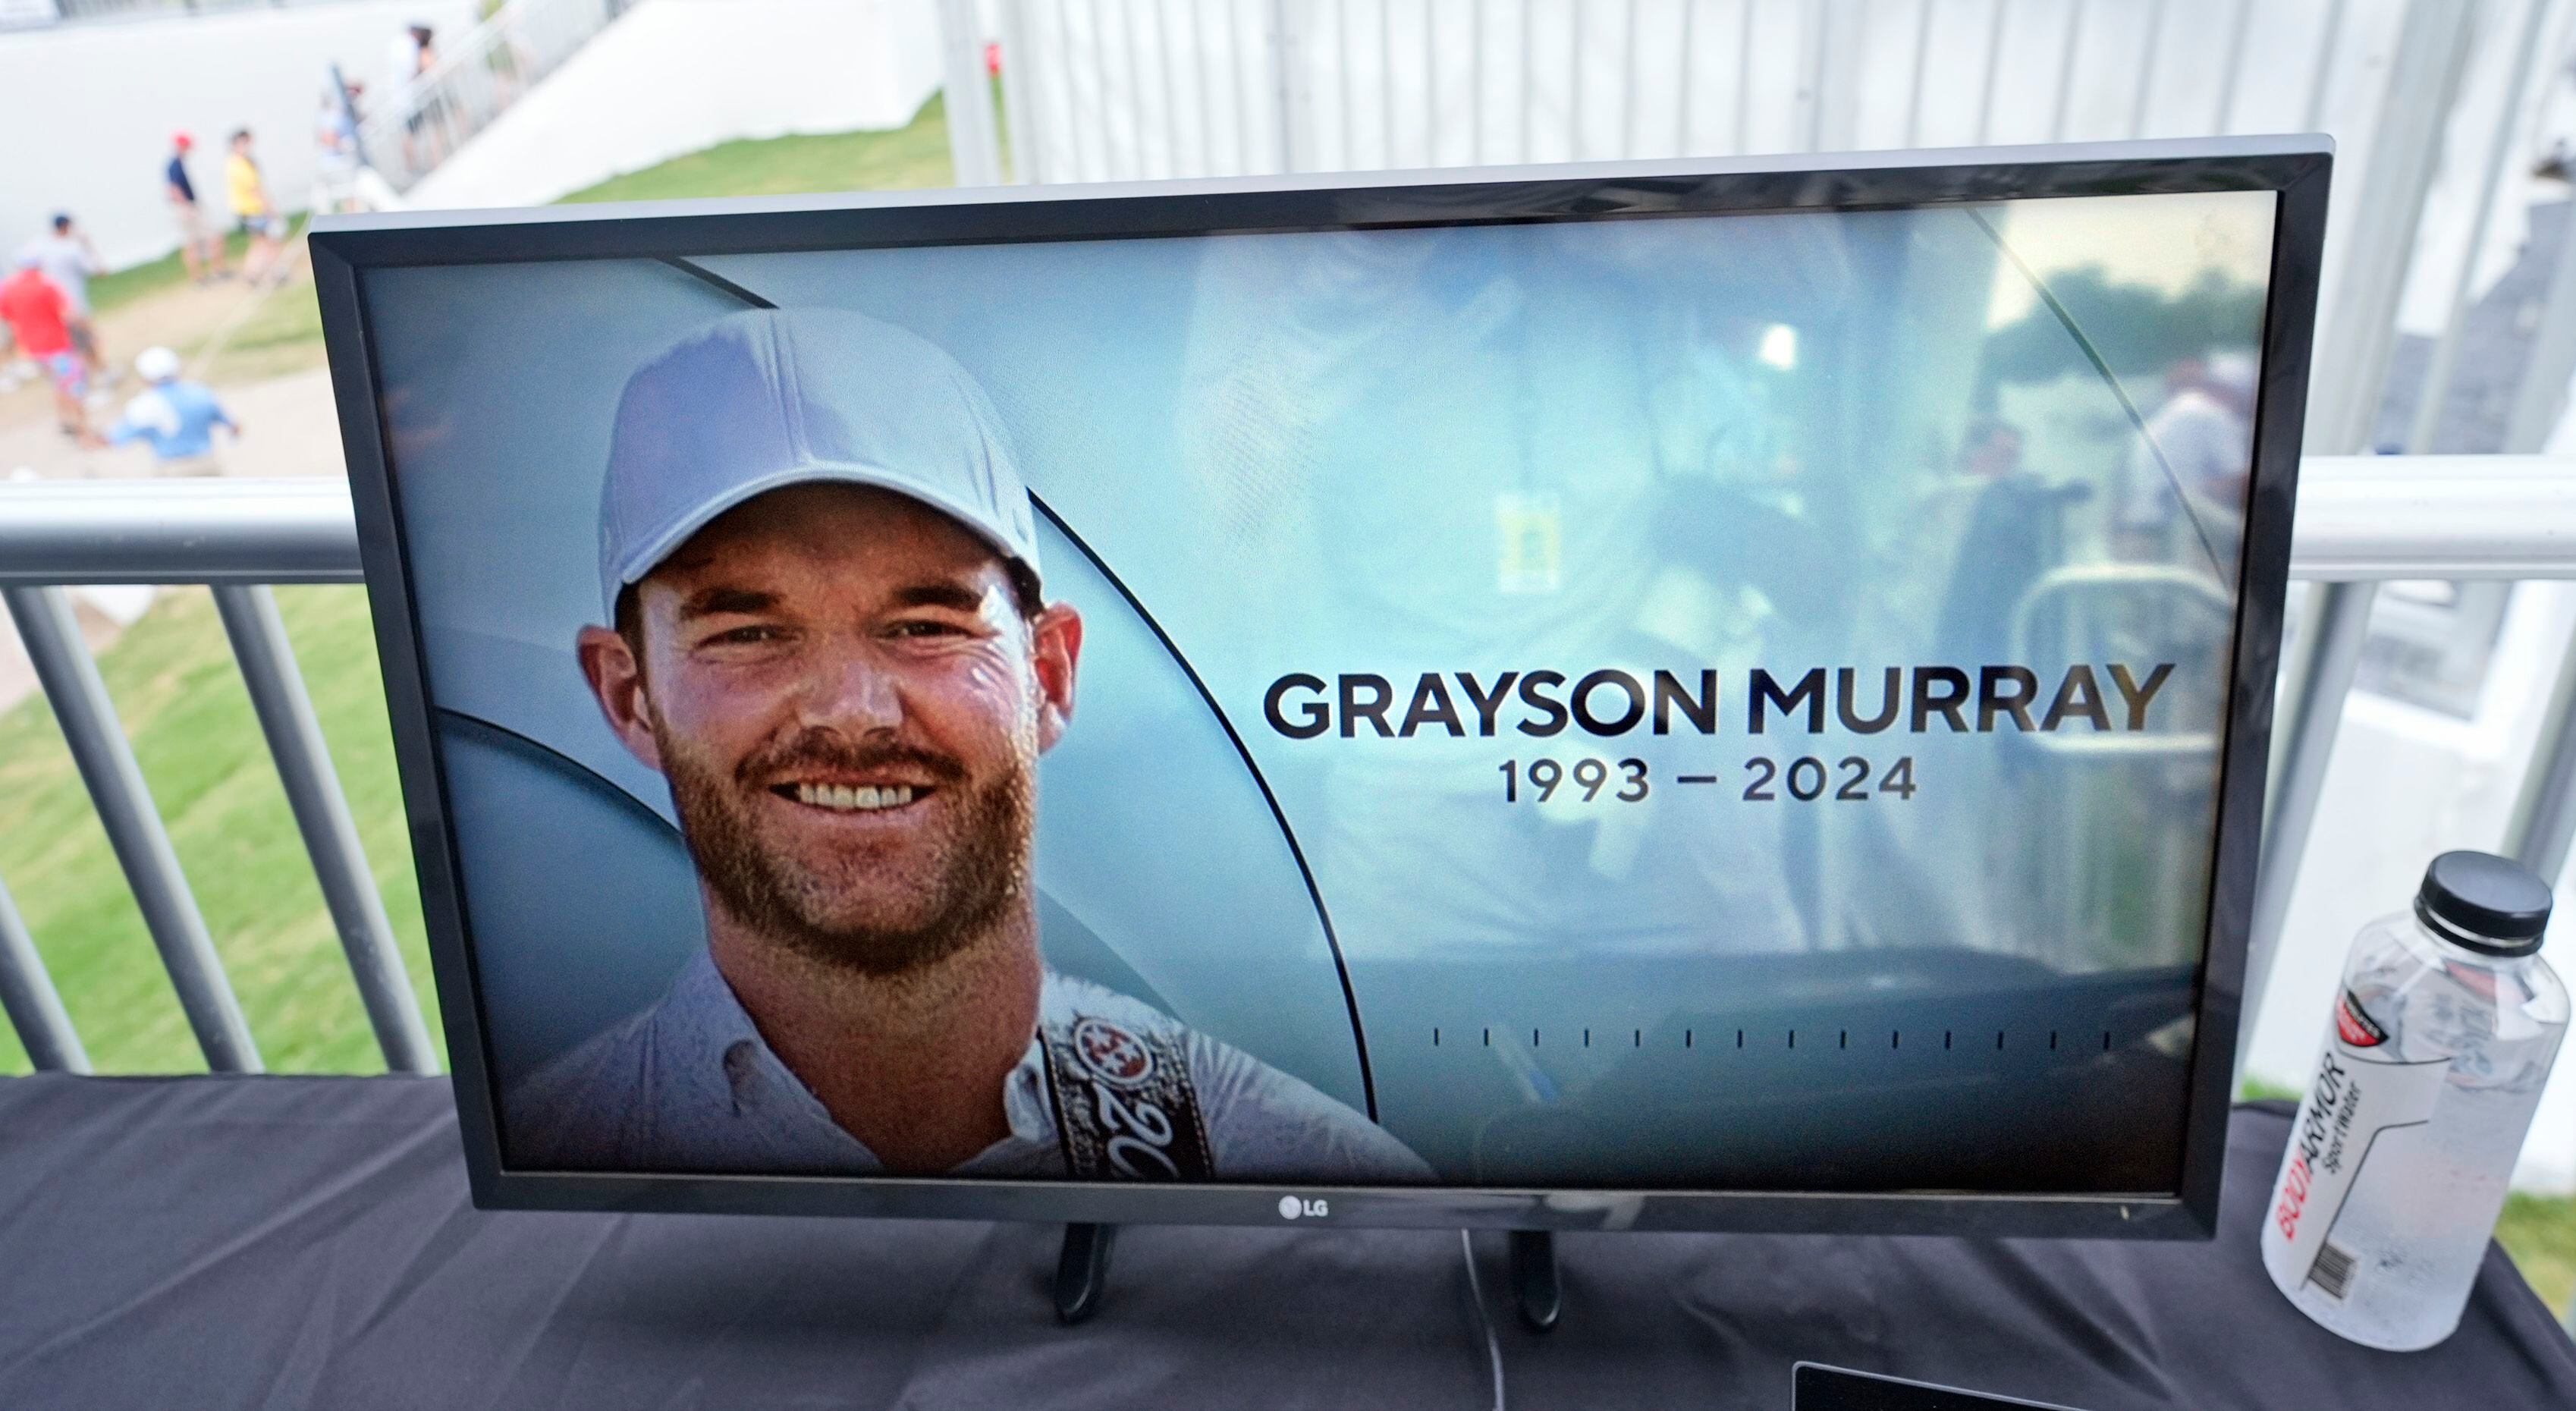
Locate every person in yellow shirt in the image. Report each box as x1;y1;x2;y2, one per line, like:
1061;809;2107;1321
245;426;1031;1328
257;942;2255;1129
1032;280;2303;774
225;128;285;286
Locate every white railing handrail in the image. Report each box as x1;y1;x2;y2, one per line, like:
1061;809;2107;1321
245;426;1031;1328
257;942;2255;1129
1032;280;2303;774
0;453;2568;1093
0;478;367;586
7;455;2571;587
2290;455;2576;580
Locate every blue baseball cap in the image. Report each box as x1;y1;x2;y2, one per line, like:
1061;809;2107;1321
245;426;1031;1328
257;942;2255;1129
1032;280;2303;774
595;307;1040;618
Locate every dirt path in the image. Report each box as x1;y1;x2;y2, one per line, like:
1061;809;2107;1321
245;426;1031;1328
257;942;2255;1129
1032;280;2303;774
0;241;347;717
0;237;321;444
2;364;345;482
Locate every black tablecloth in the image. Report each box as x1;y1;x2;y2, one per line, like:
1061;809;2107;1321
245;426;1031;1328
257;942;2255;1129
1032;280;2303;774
0;1076;2568;1409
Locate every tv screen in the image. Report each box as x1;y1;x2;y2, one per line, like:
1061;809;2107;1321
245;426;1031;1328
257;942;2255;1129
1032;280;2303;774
316;140;2325;1234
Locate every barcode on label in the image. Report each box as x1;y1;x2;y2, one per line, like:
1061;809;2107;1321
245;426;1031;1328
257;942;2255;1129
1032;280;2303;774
2310;1240;2358;1302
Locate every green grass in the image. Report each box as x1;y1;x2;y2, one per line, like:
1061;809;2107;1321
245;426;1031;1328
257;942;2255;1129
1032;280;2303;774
2238;1075;2302;1103
2500;1193;2576;1320
0;586;436;1074
558;93;953;204
88;216;310;316
197;266;329;383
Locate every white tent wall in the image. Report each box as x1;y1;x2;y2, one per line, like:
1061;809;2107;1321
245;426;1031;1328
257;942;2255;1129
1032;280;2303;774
1000;2;2420;337
994;1;2576;424
0;0;484;270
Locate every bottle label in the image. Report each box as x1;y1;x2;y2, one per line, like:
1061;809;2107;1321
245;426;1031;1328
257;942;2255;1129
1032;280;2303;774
2270;994;2450;1301
2333;989;2388;1047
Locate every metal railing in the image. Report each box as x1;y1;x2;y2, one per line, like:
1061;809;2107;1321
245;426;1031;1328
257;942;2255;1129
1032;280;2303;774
354;0;627;193
0;480;435;1076
1;460;2569;1083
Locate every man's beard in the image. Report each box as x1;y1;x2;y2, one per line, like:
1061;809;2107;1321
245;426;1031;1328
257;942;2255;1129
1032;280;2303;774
658;726;1034;977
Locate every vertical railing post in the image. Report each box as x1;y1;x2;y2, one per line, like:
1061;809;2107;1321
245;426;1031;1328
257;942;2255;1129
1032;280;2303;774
1472;0;1489;162
1229;0;1254;176
1188;0;1217;178
2301;0;2352;130
1972;0;2009;145
1619;0;1640;158
2;586;260;1073
1268;0;1302;173
937;0;1005;186
997;0;1043;182
2127;0;2169;138
1731;0;1753;154
1904;0;1934;149
2403;0;2552;457
0;872;87;1074
2495;168;2576;886
1810;0;1861;152
1504;0;1525;159
212;586;435;1075
2302;0;2479;456
2213;0;2256;133
2240;580;2378;1072
2240;0;2480;1086
2048;0;2086;141
1563;0;1582;161
1797;0;1826;151
2509;645;2576;885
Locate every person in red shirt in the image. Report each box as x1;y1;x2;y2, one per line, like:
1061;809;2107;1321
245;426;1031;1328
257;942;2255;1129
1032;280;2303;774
0;252;96;440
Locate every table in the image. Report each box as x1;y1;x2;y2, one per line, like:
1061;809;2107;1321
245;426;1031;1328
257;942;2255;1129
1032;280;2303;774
0;1076;2567;1409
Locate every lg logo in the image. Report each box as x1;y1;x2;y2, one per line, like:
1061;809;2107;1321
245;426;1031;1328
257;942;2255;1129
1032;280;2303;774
1276;1195;1330;1220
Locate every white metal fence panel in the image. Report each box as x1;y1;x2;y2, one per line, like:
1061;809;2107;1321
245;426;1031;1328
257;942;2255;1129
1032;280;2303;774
355;0;627;192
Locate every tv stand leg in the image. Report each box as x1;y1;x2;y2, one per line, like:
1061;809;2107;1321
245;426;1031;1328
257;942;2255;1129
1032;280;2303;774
1054;1222;1117;1325
1509;1230;1560;1333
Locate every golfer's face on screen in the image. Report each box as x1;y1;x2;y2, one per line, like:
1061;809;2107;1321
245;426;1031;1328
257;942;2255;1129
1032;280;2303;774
597;483;1077;971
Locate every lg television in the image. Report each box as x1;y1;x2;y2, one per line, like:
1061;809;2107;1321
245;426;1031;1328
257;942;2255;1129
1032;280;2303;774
313;136;2326;1240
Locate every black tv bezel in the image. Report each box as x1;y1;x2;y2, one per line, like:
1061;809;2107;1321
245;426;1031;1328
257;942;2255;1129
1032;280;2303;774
310;135;2327;1239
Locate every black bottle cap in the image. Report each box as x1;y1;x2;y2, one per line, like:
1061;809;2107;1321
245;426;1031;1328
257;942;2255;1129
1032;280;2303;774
2414;851;2553;958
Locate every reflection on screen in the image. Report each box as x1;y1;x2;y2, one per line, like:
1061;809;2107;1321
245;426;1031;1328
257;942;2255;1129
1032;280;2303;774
366;187;2276;1193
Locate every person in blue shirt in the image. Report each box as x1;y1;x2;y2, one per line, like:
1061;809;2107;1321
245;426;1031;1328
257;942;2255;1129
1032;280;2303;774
107;346;240;475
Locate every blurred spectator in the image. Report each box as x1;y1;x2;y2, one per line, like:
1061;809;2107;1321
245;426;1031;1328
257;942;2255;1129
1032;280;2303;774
387;23;439;169
108;346;239;477
1934;419;2081;666
24;212;107;376
0;253;97;442
314;83;364;215
165;133;229;284
225;129;287;286
2116;354;2256;571
383;20;429;104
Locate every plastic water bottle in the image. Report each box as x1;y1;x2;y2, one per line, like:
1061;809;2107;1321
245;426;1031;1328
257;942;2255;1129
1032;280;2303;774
2260;851;2568;1350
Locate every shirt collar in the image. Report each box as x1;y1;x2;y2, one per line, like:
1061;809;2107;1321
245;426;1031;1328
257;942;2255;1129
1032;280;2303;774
665;948;1063;1168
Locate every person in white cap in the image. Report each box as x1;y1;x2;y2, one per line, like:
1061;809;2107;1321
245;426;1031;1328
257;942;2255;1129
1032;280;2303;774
514;307;1428;1184
105;346;239;476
